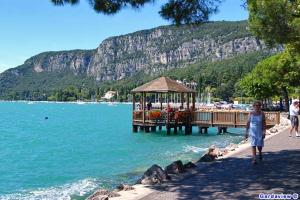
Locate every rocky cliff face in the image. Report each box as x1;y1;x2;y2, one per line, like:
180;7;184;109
8;21;280;82
26;50;94;75
88;35;268;81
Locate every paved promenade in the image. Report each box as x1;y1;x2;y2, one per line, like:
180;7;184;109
140;129;300;200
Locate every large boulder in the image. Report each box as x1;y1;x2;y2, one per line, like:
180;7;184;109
138;164;170;185
198;146;218;162
199;153;215;162
183;162;197;169
115;184;134;192
165;160;185;174
87;189;120;200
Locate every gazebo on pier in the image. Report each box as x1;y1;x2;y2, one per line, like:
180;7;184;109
131;76;196;134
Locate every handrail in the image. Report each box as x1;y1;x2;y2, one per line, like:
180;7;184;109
192;111;280;127
133;110;280;127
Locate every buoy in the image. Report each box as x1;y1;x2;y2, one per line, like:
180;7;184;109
45;117;48;120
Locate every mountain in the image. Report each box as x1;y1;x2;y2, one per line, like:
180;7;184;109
0;20;281;100
100;50;273;102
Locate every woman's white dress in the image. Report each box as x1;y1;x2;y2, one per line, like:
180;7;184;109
249;113;264;147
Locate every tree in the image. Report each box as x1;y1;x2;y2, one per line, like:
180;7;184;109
246;0;300;108
239;50;300;110
51;0;223;24
247;0;300;51
159;0;222;24
239;68;274;100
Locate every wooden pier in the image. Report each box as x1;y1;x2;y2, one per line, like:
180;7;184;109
132;110;280;135
131;76;280;135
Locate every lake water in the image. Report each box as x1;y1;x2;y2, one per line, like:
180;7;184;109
0;102;245;199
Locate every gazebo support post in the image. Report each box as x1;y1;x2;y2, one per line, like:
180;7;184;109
186;92;192;134
192;92;196;111
167;92;170;135
132;93;136;132
133;93;136;111
187;93;190;111
181;93;184;108
142;92;146;124
160;93;163;110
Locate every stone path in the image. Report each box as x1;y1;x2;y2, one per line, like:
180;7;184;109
139;129;300;200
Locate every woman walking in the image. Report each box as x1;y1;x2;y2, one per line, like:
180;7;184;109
289;100;299;137
245;101;266;165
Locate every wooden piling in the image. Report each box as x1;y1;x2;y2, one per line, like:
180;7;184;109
185;125;192;135
198;127;208;134
179;126;182;131
198;126;203;134
218;127;227;134
167;125;171;135
151;126;156;132
145;126;150;133
217;127;222;134
185;125;188;135
132;125;138;133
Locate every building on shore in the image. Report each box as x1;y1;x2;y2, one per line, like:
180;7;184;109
102;91;117;101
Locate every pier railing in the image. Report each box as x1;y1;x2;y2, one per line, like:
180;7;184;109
191;110;280;127
133;110;280;127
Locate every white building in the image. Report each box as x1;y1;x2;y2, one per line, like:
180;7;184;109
102;91;116;100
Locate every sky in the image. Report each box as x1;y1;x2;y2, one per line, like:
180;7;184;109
0;0;248;73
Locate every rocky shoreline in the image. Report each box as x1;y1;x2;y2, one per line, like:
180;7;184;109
86;116;290;200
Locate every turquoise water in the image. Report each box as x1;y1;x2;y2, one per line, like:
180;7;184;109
0;102;244;199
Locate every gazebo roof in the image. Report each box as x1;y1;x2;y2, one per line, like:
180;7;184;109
131;76;196;93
